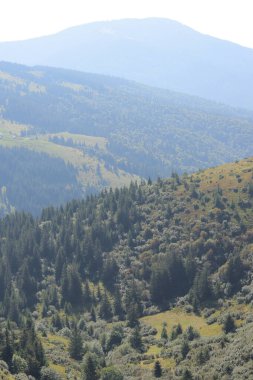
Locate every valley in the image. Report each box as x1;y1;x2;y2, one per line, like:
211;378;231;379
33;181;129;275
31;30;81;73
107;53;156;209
0;16;253;380
0;61;253;215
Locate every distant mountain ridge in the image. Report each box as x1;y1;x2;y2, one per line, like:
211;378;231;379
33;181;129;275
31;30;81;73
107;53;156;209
0;18;253;109
0;61;253;214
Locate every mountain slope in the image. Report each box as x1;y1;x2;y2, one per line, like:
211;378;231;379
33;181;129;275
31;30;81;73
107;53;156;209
0;120;138;215
1;61;253;214
1;61;253;177
0;157;253;378
0;18;253;109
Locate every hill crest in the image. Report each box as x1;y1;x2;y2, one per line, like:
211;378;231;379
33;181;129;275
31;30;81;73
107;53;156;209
0;18;253;109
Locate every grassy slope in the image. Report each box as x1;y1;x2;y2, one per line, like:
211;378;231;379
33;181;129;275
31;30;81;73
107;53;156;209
141;308;222;338
39;302;253;378
0;119;139;193
139;158;253;377
1;62;253;180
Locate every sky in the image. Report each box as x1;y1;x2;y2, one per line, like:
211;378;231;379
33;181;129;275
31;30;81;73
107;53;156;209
0;0;253;48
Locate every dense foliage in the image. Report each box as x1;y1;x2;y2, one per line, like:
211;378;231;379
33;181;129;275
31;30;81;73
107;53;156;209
0;158;253;377
0;147;82;215
1;62;253;180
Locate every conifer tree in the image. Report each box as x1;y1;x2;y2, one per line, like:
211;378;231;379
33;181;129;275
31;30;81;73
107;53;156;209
130;325;143;352
126;304;139;327
83;281;92;310
113;287;124;320
2;327;14;369
82;354;98;380
223;314;236;334
19;316;46;378
154;360;162;378
90;307;97;322
69;324;84;360
181;339;190;359
99;292;113;321
182;369;193;380
161;322;168;340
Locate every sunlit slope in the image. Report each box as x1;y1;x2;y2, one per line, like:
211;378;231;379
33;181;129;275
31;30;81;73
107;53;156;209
0;18;253;108
0;61;253;180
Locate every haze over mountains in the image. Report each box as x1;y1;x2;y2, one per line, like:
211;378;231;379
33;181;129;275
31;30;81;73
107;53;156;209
1;14;253;380
0;61;253;214
0;18;253;109
0;18;253;215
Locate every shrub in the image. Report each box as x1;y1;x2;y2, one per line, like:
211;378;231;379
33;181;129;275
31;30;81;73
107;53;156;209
12;354;28;374
40;367;63;380
100;366;124;380
223;314;236;334
184;326;199;341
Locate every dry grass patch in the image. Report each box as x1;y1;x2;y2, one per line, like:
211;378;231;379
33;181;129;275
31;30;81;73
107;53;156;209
141;308;222;337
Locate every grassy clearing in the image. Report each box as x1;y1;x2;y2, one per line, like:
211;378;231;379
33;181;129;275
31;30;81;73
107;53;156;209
47;131;108;150
0;119;30;135
140;307;222;371
141;356;175;370
46;334;69;347
194;158;253;195
0;119;139;190
49;363;67;379
0;71;24;85
173;157;253;227
41;333;71;379
141;308;222;338
61;81;86;92
28;82;46;93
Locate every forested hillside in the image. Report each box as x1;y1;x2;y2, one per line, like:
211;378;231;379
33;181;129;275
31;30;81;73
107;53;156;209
0;18;253;109
0;147;83;215
0;63;253;186
0;157;253;379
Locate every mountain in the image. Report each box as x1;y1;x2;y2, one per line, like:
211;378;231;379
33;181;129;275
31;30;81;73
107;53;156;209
0;157;253;378
0;18;253;109
0;61;253;214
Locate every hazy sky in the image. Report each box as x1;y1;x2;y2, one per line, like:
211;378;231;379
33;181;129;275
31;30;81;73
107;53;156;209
0;0;253;48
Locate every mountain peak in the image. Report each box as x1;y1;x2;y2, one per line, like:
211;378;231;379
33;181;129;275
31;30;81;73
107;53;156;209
0;18;253;109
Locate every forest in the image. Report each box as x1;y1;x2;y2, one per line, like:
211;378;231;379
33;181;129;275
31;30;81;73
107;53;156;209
1;61;253;179
0;157;253;379
0;147;82;215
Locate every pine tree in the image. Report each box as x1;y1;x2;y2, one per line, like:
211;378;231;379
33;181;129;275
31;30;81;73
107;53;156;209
102;258;119;291
223;314;236;334
181;339;190;359
69;324;84;360
83;281;92;310
18;262;37;307
90;307;96;322
99;292;113;321
182;369;193;380
19;316;46;378
154;360;162;378
191;265;212;305
82;354;98;380
126;304;139;327
2;327;14;369
8;289;20;325
113;287;124;320
61;265;83;308
161;322;168;340
130;325;143;352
